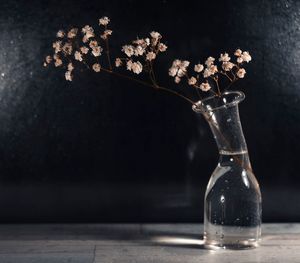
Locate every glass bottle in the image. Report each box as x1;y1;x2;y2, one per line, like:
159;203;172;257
193;91;262;249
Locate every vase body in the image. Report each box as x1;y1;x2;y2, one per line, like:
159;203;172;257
193;91;262;250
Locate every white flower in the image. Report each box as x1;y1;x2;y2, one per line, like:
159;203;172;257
92;46;103;57
62;43;73;55
45;55;52;64
89;40;98;48
80;46;89;54
115;58;122;67
234;49;242;56
56;30;65;38
134;45;145;56
99;16;110;26
241;51;252;63
188;77;197;85
92;63;101;72
131;61;143;74
236;68;246;78
158;43;167;52
101;29;113;40
67;28;78;38
194;64;204;73
43;62;47;67
237;57;243;63
74;51;83;61
199;82;211;92
174;76;181;83
145;38;150;46
54;58;62;67
82;25;95;39
177;68;186;77
122;45;135;57
82;35;89;43
67;63;74;71
180;60;190;68
146;51;156;61
205;56;215;66
52;41;62;53
222;62;234;71
126;60;133;71
203;68;211;78
219;52;231;62
209;65;218;74
150;31;161;39
65;71;72;81
169;60;190;78
168;66;177;77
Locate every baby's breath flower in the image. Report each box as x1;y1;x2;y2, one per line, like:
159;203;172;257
132;38;149;48
222;62;234;71
236;68;246;78
134;45;145;56
234;49;242;56
80;46;89;54
53;41;62;53
54;58;63;67
126;60;133;71
205;56;215;66
99;16;110;26
67;62;74;71
101;29;112;40
65;71;73;81
219;53;231;62
56;30;65;38
45;55;52;64
122;45;135;57
199;82;211;92
174;76;181;83
131;61;143;74
43;62;47;67
150;31;161;39
115;58;122;67
89;40;98;48
91;46;103;57
188;77;197;85
67;28;78;38
237;57;243;63
203;68;211;78
62;43;73;55
74;51;83;61
168;66;177;77
82;35;89;43
146;51;156;61
194;64;204;73
158;43;167;52
82;25;95;39
145;38;150;46
241;51;251;63
177;68;186;77
92;63;101;72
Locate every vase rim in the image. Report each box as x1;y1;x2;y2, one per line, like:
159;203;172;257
192;90;245;113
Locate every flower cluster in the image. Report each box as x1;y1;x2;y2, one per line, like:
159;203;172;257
169;49;251;94
44;16;252;105
115;31;167;75
43;16;113;81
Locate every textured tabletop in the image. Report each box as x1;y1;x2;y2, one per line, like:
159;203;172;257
0;223;299;262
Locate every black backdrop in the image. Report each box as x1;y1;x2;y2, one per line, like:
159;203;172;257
0;0;299;222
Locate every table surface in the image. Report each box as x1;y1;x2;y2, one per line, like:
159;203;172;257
0;223;299;262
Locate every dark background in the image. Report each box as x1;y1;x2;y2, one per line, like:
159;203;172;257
0;0;299;222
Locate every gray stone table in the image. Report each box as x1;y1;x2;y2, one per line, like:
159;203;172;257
0;223;298;262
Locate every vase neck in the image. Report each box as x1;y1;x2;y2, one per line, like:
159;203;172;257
206;105;248;154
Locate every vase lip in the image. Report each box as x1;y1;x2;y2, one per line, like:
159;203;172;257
192;90;245;113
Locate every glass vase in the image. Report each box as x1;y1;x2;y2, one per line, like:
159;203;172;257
193;91;262;250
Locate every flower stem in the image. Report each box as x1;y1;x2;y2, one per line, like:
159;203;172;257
100;67;195;105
